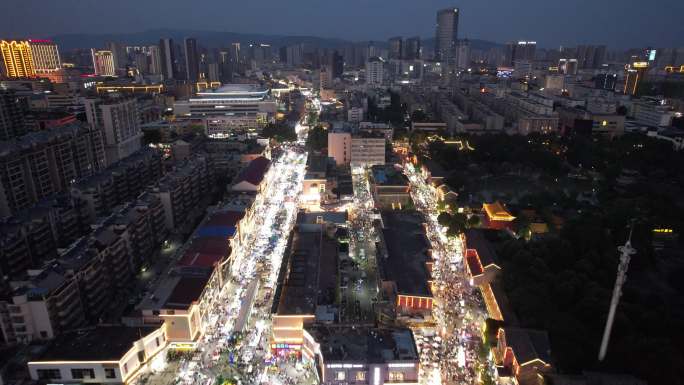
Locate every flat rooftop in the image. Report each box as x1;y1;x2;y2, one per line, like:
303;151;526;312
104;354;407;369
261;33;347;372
195;84;269;98
36;326;158;362
371;165;409;187
305;326;418;363
380;210;432;297
274;227;338;315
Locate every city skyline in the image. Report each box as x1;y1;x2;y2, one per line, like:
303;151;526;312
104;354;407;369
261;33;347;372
1;0;683;49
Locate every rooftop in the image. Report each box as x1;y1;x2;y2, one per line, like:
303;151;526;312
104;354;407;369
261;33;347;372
274;227;338;315
371;165;410;187
483;201;516;221
164;276;210;309
503;327;552;365
305;326;418;363
379;210;432;297
465;229;501;268
194;84;269;99
233;156;270;186
36;326;158;362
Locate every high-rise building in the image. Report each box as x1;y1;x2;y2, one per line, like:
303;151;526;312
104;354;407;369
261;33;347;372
0;89;27;141
435;8;459;62
1;40;35;78
134;52;149;74
84;97;142;165
148;45;162;75
105;42;127;72
504;41;537;66
91;49;115;76
366;57;384;86
624;61;649;96
331;50;344;79
27;39;61;75
286;44;303;67
0;123;105;217
558;58;578;75
405;37;421;60
576;45;606;69
159;38;176;80
455;39;471;69
184;37;200;82
388;37;403;60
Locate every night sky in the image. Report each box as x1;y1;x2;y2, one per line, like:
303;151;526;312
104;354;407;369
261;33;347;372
1;0;683;49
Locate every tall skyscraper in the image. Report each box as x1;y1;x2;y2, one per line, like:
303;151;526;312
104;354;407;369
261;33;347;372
388;37;403;60
184;37;200;82
576;45;607;69
91;49;115;76
405;37;421;60
148;45;162;75
435;8;459;63
27;39;61;75
159;38;176;80
1;40;35;78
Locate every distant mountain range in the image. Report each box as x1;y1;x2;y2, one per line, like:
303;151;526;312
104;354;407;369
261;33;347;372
50;29;502;52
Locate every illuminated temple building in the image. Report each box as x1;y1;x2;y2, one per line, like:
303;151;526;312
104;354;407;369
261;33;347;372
482;201;516;230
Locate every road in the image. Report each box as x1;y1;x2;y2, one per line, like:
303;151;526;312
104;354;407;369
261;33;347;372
402;162;492;385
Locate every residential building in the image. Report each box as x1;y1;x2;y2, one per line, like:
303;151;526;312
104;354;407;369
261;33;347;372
366;57;384;86
151;155;214;231
328;131;351;165
0;89;27;141
159;38;176;80
0;123;106;218
388;37;403;60
84;96;142;165
405;37;421;60
184;38;199;82
350;131;386;167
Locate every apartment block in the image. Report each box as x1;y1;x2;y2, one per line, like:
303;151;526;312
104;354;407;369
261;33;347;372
0;123;105;218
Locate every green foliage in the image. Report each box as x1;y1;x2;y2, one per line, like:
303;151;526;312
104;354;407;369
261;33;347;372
262;122;296;142
306;125;327;152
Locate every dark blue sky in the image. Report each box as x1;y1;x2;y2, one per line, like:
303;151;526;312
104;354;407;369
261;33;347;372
1;0;682;49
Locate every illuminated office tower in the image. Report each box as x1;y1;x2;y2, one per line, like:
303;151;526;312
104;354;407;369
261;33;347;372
91;49;116;76
27;39;61;75
1;40;35;78
435;8;459;63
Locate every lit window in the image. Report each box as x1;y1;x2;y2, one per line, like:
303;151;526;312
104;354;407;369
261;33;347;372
356;371;366;381
336;371;346;380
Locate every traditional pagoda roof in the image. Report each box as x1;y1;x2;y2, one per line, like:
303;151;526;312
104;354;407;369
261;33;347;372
483;201;516;222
